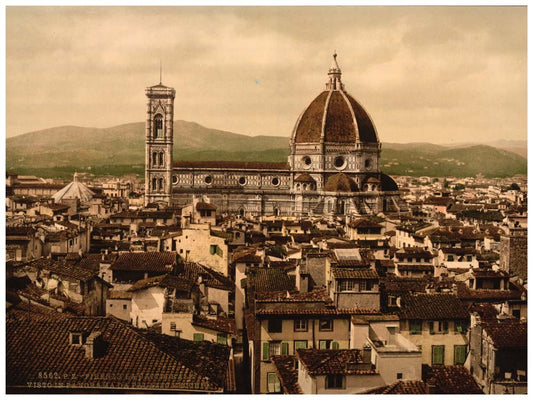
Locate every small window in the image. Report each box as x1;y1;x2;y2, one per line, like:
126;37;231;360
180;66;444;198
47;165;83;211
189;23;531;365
238;176;247;185
397;373;403;380
466;255;472;262
152;319;158;323
193;333;204;342
334;156;346;169
217;333;227;346
447;255;454;262
319;319;333;331
109;303;113;308
339;280;355;292
303;156;312;166
410;320;422;334
319;340;332;349
294;319;308;332
204;175;212;184
267;372;281;393
364;159;371;169
172;175;178;184
294;340;308;350
325;374;345;389
170;322;176;331
210;244;217;255
122;304;127;310
272;177;280;186
268;319;282;333
70;333;82;345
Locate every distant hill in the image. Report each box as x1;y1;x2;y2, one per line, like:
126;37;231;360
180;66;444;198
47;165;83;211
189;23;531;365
6;121;527;179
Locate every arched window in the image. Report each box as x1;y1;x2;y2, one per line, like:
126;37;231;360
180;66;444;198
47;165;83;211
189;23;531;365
152;177;157;191
158;178;164;191
159;152;164;166
152;152;158;166
154;114;163;138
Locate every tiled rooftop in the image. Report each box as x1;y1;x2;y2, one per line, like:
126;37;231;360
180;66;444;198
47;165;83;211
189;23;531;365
399;293;470;320
270;355;303;394
110;252;177;272
364;380;427;394
427;365;483;394
296;349;377;376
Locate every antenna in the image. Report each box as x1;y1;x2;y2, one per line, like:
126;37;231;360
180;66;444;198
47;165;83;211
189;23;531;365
159;60;162;84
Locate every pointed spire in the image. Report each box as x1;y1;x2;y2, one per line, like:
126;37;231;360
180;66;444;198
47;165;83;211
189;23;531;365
326;51;343;91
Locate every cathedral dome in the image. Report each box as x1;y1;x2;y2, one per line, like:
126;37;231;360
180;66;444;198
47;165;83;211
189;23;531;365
324;173;359;192
292;54;378;145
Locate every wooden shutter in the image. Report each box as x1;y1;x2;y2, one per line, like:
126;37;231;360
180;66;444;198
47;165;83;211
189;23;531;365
432;345;444;365
263;342;270;361
281;342;289;355
332;341;339;349
454;345;467;365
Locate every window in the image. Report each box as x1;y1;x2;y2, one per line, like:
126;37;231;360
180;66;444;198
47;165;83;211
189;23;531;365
432;345;445;365
409;320;422;334
319;319;333;331
466;255;472;262
268;319;282;333
122;304;127;310
170;322;176;331
294;340;308;351
193;333;204;342
294;319;308;332
447;255;454;262
512;309;521;319
262;341;288;361
217;333;227;345
152;152;158;166
154;114;163;138
210;244;217;255
430;320;449;334
238;176;247;185
362;280;374;291
70;333;82;345
388;295;398;307
204;175;212;184
454;345;467;365
396;373;403;380
109;303;113;308
455;320;468;333
272;177;280;186
267;372;281;393
319;340;338;349
158;152;164;166
325;374;345;389
339;280;355;292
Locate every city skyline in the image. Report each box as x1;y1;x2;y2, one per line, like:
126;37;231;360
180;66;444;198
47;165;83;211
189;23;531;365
6;6;527;144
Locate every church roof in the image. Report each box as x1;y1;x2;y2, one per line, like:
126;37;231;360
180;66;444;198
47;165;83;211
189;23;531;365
294;172;316;183
173;160;290;170
292;54;378;145
324;173;359;192
52;173;94;203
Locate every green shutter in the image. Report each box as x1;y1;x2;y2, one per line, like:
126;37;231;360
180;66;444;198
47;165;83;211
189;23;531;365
210;245;216;255
217;333;227;345
216;246;223;257
263;342;270;361
193;333;204;342
429;321;434;334
432;345;444;365
294;340;307;350
332;341;339;349
281;342;289;355
454;345;467;365
319;341;327;349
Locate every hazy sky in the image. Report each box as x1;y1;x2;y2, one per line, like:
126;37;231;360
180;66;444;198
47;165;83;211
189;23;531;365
6;6;527;144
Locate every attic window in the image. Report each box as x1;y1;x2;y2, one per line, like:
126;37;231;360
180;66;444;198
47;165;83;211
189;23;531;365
70;332;83;345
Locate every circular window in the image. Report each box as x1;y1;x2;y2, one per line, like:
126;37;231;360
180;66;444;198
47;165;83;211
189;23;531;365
238;176;247;185
172;175;179;184
272;177;280;186
334;156;346;170
302;156;312;169
204;175;213;184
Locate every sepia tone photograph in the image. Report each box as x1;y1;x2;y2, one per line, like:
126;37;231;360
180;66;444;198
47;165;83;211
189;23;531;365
4;4;527;395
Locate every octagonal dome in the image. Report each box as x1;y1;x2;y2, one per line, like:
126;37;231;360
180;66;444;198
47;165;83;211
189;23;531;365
292;54;378;145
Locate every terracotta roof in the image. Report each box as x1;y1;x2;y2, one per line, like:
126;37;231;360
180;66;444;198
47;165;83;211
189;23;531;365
256;305;377;317
348;218;383;229
127;274;193;293
399;293;470;320
331;268;379;279
247;268;296;293
324;173;359;192
381;276;431;294
427;366;483;394
183;262;234;291
7;316;228;392
271;356;303;394
107;290;132;300
172;160;290;170
255;288;331;303
296;349;377;376
110;252;177;272
294;172;316;183
440;247;476;255
24;258;99;282
483;320;527;349
196;202;216;211
364;380;427;394
191;314;236;335
380;173;399;191
397;264;434;272
293;90;378;144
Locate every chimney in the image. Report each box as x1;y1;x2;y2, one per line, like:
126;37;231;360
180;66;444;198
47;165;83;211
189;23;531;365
84;331;104;359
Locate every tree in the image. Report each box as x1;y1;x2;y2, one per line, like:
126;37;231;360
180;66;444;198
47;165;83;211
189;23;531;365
508;183;521;191
453;184;465;191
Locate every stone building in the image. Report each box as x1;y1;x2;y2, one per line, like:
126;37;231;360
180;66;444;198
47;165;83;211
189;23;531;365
145;54;403;217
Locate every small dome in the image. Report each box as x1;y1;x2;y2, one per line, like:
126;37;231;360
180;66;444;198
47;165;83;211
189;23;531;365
294;172;316;183
292;54;378;145
324;173;359;192
380;173;399;191
365;176;381;184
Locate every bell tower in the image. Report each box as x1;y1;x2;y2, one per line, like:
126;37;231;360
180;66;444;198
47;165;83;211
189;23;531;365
145;81;175;206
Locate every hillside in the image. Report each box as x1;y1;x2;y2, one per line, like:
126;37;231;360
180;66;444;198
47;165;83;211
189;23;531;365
6;121;527;179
